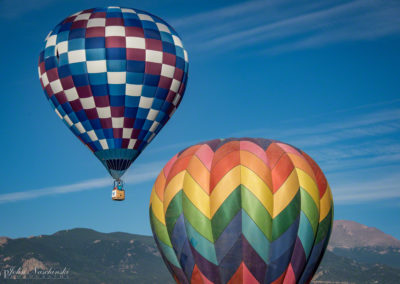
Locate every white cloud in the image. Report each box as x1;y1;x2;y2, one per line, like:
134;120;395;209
176;0;400;54
332;172;400;204
290;120;400;148
230;101;400;180
286;108;400;137
0;161;164;204
171;0;271;28
234;106;400;149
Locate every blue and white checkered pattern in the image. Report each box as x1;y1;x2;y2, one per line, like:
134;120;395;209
38;7;189;179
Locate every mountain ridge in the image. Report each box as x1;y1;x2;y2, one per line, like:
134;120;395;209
1;221;399;283
328;220;400;249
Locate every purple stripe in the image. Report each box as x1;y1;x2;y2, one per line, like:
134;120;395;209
218;235;243;283
152;232;188;284
242;235;267;283
298;233;330;284
203;139;221;152
214;210;242;263
244;137;274;151
290;237;306;281
169;262;189;284
189;242;222;284
170;214;187;260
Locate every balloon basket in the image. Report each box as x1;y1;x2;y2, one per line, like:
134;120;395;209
112;180;125;201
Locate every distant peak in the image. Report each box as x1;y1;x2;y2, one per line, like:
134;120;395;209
329;220;400;249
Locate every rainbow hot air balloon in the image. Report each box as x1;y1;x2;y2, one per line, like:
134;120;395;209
38;7;189;200
149;138;333;283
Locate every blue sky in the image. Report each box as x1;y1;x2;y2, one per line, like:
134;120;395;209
0;0;399;239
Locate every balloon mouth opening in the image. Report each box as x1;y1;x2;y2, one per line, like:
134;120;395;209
94;149;139;179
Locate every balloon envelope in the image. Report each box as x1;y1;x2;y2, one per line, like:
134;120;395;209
149;138;333;284
38;7;189;179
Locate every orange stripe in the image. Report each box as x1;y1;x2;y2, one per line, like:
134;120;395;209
154;172;166;201
212;141;240;166
302;152;327;197
179;144;202;158
186;155;211;195
240;150;272;189
210;150;240;191
271;154;294;193
287;153;315;181
166;155;193;185
266;142;286;169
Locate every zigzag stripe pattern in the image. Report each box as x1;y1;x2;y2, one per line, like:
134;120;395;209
149;138;334;284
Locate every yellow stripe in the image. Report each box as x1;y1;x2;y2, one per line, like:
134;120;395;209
241;165;273;216
154;172;166;202
210;166;241;217
273;169;300;218
240;151;271;187
151;190;166;225
163;171;185;214
296;169;320;212
319;184;333;222
186;155;211;194
149;186;154;206
287;153;315;179
183;172;211;219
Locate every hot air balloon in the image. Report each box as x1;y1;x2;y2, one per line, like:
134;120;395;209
38;7;189;200
149;138;333;283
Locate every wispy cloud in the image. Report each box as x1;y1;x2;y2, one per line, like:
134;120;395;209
9;101;395;205
172;0;272;29
0;161;164;204
285;109;400;172
333;172;400;204
176;0;400;54
310;139;400;162
290;120;400;148
231;100;400;177
149;139;199;154
235;106;400;145
290;107;400;135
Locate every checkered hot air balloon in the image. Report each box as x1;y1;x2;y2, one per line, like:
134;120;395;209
149;138;333;284
38;7;189;199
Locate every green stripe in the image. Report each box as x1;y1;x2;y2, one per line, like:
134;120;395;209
149;208;172;247
315;206;333;244
165;191;183;237
298;211;315;259
211;185;241;241
242;210;271;264
300;187;319;235
242;184;273;241
158;237;182;268
185;217;218;265
182;192;214;242
272;190;301;241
